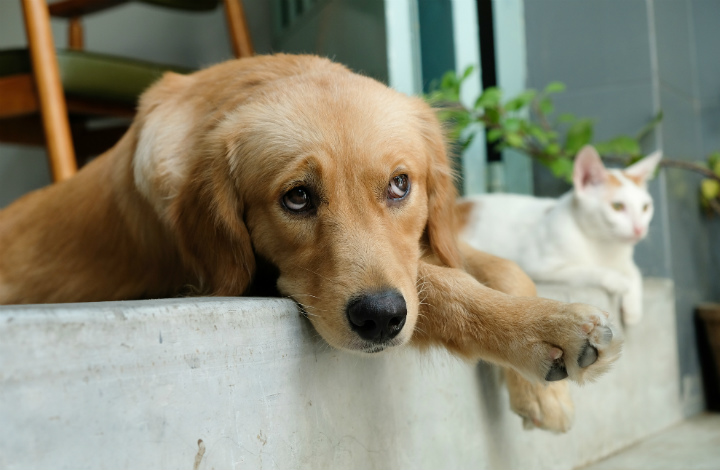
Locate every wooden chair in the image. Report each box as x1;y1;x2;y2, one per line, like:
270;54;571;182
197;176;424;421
0;0;253;182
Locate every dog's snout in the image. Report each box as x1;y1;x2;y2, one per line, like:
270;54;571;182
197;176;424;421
346;289;407;342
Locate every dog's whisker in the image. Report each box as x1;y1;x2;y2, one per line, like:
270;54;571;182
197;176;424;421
292;293;321;299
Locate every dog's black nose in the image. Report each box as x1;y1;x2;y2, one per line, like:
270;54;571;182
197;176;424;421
346;289;407;342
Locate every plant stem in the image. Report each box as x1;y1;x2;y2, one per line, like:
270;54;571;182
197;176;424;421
709;198;720;216
658;160;720;182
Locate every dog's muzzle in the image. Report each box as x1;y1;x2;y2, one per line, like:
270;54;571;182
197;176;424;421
345;289;407;343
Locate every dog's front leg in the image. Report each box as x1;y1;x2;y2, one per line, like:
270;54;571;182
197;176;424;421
413;261;622;384
455;245;575;432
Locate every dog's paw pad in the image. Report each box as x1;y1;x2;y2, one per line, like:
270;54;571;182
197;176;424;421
545;358;568;381
598;325;614;344
577;342;598;368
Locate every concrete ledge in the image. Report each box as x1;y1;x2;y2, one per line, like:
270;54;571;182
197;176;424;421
0;279;683;470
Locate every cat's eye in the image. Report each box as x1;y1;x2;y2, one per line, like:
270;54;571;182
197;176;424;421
388;174;410;200
611;202;625;211
282;186;313;213
643;203;651;212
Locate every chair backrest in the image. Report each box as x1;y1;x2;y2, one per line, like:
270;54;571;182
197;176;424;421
47;0;253;58
48;0;221;17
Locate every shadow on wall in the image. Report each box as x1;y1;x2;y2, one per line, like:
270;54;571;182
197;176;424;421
0;145;51;208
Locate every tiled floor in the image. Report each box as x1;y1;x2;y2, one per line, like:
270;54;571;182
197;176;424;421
581;413;720;470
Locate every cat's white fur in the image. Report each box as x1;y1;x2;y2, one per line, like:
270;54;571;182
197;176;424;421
460;145;662;325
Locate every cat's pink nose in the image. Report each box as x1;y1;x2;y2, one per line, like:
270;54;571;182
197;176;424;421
633;226;644;237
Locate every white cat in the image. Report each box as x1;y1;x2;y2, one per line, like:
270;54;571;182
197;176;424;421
459;145;662;325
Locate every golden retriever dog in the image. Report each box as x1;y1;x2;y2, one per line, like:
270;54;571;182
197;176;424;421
0;54;621;432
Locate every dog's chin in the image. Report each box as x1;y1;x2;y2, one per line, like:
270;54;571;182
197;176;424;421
343;332;411;355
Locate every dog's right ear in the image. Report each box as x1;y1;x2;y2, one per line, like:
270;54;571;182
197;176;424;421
418;105;462;269
132;71;255;295
133;72;201;219
169;159;256;296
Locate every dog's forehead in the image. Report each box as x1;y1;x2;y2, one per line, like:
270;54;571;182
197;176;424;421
219;71;432;183
251;72;424;149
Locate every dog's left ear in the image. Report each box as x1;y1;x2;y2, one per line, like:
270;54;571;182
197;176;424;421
170;159;256;295
419;107;462;269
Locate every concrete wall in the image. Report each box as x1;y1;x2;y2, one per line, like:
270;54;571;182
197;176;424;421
523;0;720;416
0;280;683;470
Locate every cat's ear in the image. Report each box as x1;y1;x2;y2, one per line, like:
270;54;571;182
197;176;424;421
573;145;607;192
624;150;662;183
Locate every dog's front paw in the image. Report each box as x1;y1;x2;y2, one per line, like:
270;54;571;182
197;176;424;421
516;302;622;385
505;368;574;433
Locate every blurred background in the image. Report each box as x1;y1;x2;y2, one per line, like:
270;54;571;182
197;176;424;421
1;0;719;420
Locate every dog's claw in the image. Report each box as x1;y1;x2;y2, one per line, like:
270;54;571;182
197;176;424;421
545;359;568;381
577;342;599;368
600;326;614;344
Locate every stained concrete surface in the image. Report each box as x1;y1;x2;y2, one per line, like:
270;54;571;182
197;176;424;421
0;279;684;469
581;413;720;470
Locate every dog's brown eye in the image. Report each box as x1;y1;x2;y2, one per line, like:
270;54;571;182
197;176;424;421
283;187;311;212
388;174;410;200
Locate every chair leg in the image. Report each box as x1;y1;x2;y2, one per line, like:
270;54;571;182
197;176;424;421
22;0;77;182
223;0;254;58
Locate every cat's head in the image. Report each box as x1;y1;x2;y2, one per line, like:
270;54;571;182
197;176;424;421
572;145;661;243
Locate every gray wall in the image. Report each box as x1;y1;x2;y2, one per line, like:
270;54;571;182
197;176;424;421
0;1;390;208
0;0;273;207
524;0;720;416
273;0;388;83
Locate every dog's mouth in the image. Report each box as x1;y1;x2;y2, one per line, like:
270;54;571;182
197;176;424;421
294;298;410;353
346;335;408;355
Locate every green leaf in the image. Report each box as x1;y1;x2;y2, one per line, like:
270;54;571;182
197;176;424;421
505;132;525;148
437;109;468;123
548;158;574;181
538;97;554;115
701;179;720;200
461;65;475;81
487;128;504;142
546;143;561;157
438;70;460;101
712;155;720;177
503;117;522;132
527;124;550;146
708;151;720;170
635;110;664;141
482;108;501;125
557;113;577;123
543;81;566;94
594;135;641;157
565;119;594;154
505;90;537;112
475;87;503;109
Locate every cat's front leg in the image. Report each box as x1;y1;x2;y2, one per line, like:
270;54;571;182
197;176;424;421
529;266;630;297
621;264;644;325
413;261;623;384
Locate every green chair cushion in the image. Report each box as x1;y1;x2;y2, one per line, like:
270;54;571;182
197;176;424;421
137;0;220;11
0;49;192;104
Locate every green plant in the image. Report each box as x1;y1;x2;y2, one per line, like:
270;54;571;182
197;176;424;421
425;66;720;215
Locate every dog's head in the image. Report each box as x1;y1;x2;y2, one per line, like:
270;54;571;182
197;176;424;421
132;55;460;353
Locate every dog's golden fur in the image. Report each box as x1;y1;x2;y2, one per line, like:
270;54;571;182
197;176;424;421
0;55;620;432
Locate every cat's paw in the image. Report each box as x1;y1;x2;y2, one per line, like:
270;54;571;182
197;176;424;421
517;302;623;385
621;293;643;325
505;369;574;433
599;272;631;296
